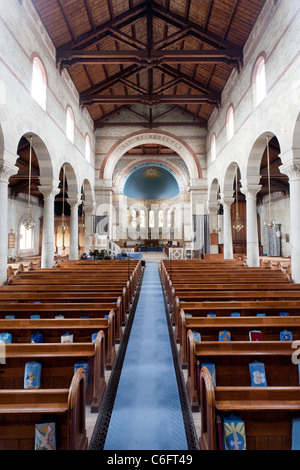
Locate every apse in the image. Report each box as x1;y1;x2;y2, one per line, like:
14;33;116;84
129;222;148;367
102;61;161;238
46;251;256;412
123;166;180;200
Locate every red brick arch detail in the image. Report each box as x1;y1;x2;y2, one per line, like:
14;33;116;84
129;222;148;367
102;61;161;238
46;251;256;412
99;129;202;179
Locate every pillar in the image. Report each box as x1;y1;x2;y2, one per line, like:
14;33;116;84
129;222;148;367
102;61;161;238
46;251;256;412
207;200;219;254
38;183;60;268
83;202;94;253
0;161;18;284
240;183;261;267
68;197;80;260
280;156;300;282
220;197;234;259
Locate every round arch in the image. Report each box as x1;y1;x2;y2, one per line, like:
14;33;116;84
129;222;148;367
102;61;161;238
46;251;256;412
246;131;281;184
81;178;94;205
209;177;221;201
100;130;202;183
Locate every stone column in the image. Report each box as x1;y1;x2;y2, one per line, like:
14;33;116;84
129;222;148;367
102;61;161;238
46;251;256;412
220;197;234;259
280;156;300;282
240;183;261;267
68;197;80;260
207;200;219;254
38;183;60;268
83;202;94;253
0;162;18;284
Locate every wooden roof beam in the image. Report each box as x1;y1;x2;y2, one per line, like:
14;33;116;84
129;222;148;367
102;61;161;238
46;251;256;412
151;1;242;51
79;65;144;97
56;2;147;52
57;49;243;68
81;94;220;106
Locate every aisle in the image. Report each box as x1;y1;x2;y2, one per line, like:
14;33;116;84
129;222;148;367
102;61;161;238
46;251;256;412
103;262;188;450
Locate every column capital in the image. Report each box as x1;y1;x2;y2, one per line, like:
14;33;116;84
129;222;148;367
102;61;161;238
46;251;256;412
38;184;60;200
207;200;219;214
240;184;262;199
83;202;94;214
220;196;234;207
0;161;19;183
279;161;300;182
67;197;82;209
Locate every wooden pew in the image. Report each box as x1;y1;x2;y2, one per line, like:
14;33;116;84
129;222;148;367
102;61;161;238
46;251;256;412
0;331;106;413
0;284;130;321
186;330;298;411
0;312;116;370
174;299;300;342
179;313;300;367
0;299;122;343
199;366;300;450
0;367;88;450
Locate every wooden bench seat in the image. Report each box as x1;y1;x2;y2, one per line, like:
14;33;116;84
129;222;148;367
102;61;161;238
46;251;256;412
0;300;122;343
0;368;87;450
186;330;298;411
180;313;300;367
0;331;106;413
199;366;300;450
0;313;116;370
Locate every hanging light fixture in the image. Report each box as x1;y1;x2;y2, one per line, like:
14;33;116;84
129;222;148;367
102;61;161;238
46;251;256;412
264;135;275;229
232;164;244;232
58;164;68;234
23;136;35;231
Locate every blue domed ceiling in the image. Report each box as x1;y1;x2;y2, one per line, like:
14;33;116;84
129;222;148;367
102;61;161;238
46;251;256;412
123;166;180;200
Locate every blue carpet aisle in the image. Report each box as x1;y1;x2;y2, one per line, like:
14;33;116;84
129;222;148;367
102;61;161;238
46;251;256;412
103;261;188;450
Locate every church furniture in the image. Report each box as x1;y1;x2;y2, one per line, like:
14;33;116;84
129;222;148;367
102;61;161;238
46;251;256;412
199;366;300;450
179;313;300;366
0;331;106;413
0;367;88;450
186;329;298;411
0;309;116;370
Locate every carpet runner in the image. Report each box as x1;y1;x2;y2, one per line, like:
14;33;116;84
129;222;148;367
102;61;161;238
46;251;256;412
103;262;188;450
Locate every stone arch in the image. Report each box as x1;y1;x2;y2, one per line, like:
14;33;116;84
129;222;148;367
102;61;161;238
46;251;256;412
21;132;53;182
293;111;300;151
100;130;202;183
61;162;79;198
246;131;282;185
223;161;241;197
209;177;221;201
81;178;94;202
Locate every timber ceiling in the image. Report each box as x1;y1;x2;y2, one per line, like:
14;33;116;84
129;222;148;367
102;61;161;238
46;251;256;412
31;0;267;128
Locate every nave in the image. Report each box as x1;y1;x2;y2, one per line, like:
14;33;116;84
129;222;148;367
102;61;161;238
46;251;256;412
2;255;300;451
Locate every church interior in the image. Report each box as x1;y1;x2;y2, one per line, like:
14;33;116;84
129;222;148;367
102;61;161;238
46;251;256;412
0;0;300;453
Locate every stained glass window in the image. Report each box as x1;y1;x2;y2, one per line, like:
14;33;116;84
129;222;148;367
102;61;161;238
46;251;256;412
159;210;163;228
149;210;154;228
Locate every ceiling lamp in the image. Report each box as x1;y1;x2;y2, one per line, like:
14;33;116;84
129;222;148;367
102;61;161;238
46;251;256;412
58;164;68;234
264;135;275;230
232;164;244;232
23;136;35;231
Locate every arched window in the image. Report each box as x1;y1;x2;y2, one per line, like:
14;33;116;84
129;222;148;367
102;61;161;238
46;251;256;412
19;222;34;251
131;209;136;228
85;134;91;162
211;134;216;162
31;56;47;110
158;210;164;228
66;106;75;143
226;106;234;142
127;209;130;227
167;210;172;228
149;210;154;228
253;56;266;106
140;210;146;228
